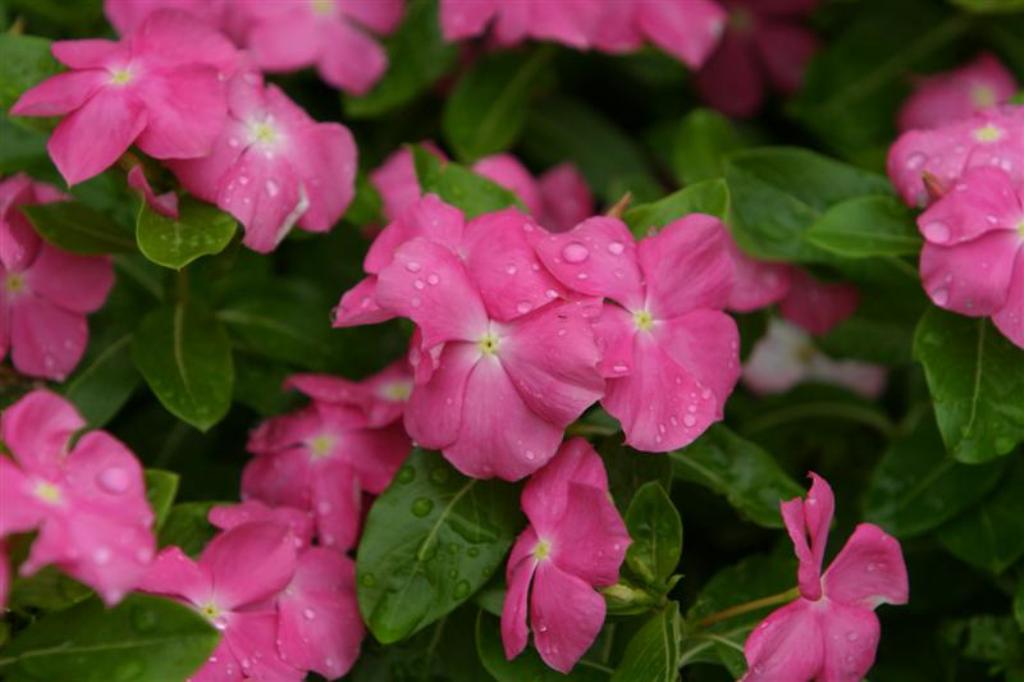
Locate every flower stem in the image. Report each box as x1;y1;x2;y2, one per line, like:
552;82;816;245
696;587;800;629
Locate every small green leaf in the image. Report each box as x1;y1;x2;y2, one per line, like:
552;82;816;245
0;594;219;682
144;469;180;530
623;178;730;237
412;145;524;218
612;603;683;682
22;202;136;254
914;309;1024;463
357;450;522;644
624;482;682;587
158;502;219;556
599;439;673;513
475;611;606;681
670;425;803;528
672;108;743;185
443;47;554;162
63;332;139;427
805;194;922;257
136;196;236;269
0;34;60;113
8;568;92;612
132;301;234;432
1014;578;1024;632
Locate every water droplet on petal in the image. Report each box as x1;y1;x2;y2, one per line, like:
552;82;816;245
561;242;590;263
427;273;440;285
607;241;625;255
97;467;131;494
931;287;950;306
303;608;316;620
683;414;697;427
405;261;422;273
922;221;950;243
265;179;279;197
516;301;532;314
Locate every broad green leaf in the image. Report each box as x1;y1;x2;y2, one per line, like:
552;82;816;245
818;290;925;365
1015;578;1024;632
158;502;218;556
522;96;661;203
670;425;803;528
0;594;219;682
914;309;1024;462
624;482;682;587
22;202;136;254
983;14;1024;76
942;616;1024;672
864;412;1006;538
951;0;1024;12
443;47;554;162
132;301;234;432
63;331;138;427
345;0;457;118
0;34;59;113
724;146;892;262
357;450;522;643
343;172;384;227
612;603;683;682
938;457;1024;574
599;439;673;513
412;145;524;218
0;114;47;171
623;179;730;237
8;568;92;612
232;353;299;417
475;611;606;681
672;108;743;185
144;469;180;530
136;196;236;269
804;194;922;257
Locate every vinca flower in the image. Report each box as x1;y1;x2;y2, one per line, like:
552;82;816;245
898;53;1018;132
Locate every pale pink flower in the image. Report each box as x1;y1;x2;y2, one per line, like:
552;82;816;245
440;0;600;49
235;0;403;94
778;269;858;336
887;104;1024;207
898;53;1018;132
241;377;410;550
140;522;303;682
742;473;908;682
285;359;412;428
501;438;630;673
0;390;155;605
105;0;227;35
1;175;114;380
589;0;727;69
722;229;792;312
169;68;357;253
533;215;740;452
693;0;819;117
473;154;594;232
11;10;238;185
743;319;887;398
916;166;1024;348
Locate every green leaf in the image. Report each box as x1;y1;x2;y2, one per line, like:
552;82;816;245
951;0;1024;13
724;146;892;262
344;0;457;118
158;502;218;556
599;439;673;513
356;450;522;644
63;332;139;427
8;568;92;612
136;196;236;269
818;291;924;365
624;482;682;587
864;412;1006;538
804;194;922;257
938;456;1024;574
942;616;1024;669
22;202;136;254
475;611;606;681
412;145;524;218
443;47;554;162
612;603;683;682
132;301;234;432
144;469;180;530
1015;578;1024;632
0;34;60;113
623;179;730;237
670;425;803;528
671;108;743;185
914;309;1024;462
0;594;219;682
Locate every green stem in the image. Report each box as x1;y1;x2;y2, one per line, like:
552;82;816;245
696;587;800;629
175;267;189;303
565;423;619;438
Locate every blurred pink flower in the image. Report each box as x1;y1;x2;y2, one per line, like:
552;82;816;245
898;53;1018;132
440;0;599;49
778;269;858;336
589;0;727;69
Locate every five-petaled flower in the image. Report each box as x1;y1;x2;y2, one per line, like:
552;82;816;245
898;53;1018;132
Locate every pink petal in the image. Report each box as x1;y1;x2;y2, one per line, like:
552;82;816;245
317;19;388;95
342;0;404;34
285;363;410;428
742;599;823;682
501;529;539;661
0;175;43;271
694;32;765;118
440;0;496;40
514;0;596;49
291;122;357;233
532;217;645;310
209;501;315;548
638;214;734;319
166;118;246;204
277;548;364;679
9;71;107;117
131;8;238;74
781;472;834;601
201;522;298;610
404;341;477;450
753;20;818;94
742;319;812;394
0;389;83;478
217;151;304;253
245;10;321;72
311;460;362;550
366;193;466;273
9;294;89;380
521;437;610;530
818;601;882;682
46;88;148;186
336;421;409;494
51;39;126;68
652;309;740;414
993;249;1024;349
224;611;303;682
549;483;629;586
538;163;594;233
779;271;859;336
0;458;47;537
133;65;228;160
823;524;908;608
917;166;1023;246
370;148;424;223
189;641;243;682
63;431;152;525
472;155;543;217
126;165;179;217
23;244;113;313
919;231;1018;316
726;241;793;312
530;560;606;674
375;238;490;347
333;275;394;328
638;0;727;69
898;53;1019;132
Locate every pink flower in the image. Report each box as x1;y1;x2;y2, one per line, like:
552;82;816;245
105;0;227;35
533;215;740;452
242;376;410;550
126;164;179;217
11;10;237;185
778;269;858;336
369;143;446;223
1;175;114;381
140;522;303;682
743;319;887;398
285;359;413;428
0;390;155;604
722;230;793;312
898;53;1018;132
916;166;1024;349
235;0;403;95
368;202;605;480
692;0;818;117
169;68;357;253
500;438;630;673
589;0;727;69
742;473;908;682
473;154;594;232
887;105;1024;207
209;500;315;549
440;0;600;49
